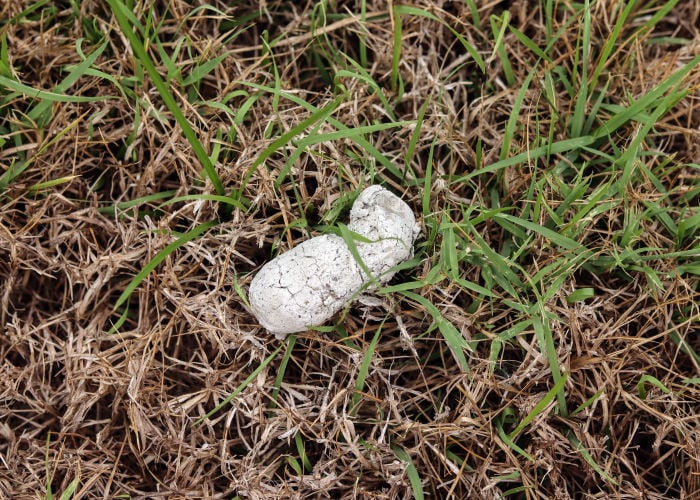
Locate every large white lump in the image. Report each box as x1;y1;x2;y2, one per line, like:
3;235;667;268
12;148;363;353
248;185;419;337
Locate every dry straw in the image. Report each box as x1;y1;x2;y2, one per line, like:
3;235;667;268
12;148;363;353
1;0;699;498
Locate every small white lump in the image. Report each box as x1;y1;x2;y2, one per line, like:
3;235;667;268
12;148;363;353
248;185;419;337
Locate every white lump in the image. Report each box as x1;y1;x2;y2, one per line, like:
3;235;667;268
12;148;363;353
248;185;419;337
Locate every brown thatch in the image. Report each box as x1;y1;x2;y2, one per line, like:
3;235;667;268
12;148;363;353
1;1;698;498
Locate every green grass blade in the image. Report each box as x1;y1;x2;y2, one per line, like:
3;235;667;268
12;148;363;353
0;74;114;103
489;11;514;85
670;332;700;364
532;313;568;416
589;0;638;93
571;388;605;416
106;300;131;335
404;97;429;180
440;225;459;279
495;411;534;461
570;0;590;138
181;52;229;87
114;220;218;310
508;24;551;62
0;33;9;78
359;0;368;67
106;0;225;196
4;0;50;25
592;54;700;139
286;456;302;475
0;114;83;194
98;190;177;216
391;445;424;500
464;0;481;30
509;370;568;439
335;65;396;121
492;213;581;250
421;135;436;217
237;81;407;179
544;0;553;40
566;288;595;303
295;120;413;147
27;176;77;194
399;290;471;373
490;319;532;374
393;5;485;73
270;335;296;408
27;38;110;124
351;321;384;415
391;5;403;96
567;432;618;485
635;0;680;36
195;344;284;425
59;478;80;500
45;432;53;499
337;222;379;286
294;431;312;471
158;194;248;211
500;66;537;160
617;88;688;186
452;136;595;183
637;374;671;400
236;96;341;197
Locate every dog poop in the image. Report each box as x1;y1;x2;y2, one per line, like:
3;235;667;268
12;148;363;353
248;185;419;338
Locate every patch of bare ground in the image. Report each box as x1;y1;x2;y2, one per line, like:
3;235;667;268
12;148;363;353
0;0;698;498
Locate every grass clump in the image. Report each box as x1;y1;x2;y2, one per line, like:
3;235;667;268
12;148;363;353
1;0;698;498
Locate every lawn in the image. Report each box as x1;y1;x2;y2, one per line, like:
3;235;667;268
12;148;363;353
1;0;699;498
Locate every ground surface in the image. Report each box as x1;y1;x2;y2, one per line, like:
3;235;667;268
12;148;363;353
1;1;699;498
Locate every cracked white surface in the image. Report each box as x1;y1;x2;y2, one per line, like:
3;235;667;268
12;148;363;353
248;185;419;337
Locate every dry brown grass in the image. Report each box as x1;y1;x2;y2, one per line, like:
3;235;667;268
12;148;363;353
1;0;699;498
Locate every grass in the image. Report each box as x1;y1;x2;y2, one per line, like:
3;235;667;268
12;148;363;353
1;0;699;498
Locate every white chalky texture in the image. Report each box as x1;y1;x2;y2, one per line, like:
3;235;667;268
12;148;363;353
248;185;419;337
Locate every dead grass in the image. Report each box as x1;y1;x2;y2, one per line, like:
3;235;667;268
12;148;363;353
1;0;699;498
